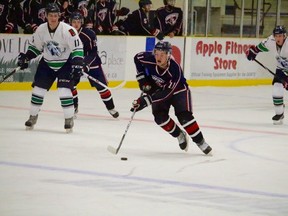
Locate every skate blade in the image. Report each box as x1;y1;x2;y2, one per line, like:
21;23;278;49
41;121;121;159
65;128;73;133
273;119;283;125
25;126;34;130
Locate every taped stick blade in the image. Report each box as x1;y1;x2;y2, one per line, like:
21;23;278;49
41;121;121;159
107;145;118;154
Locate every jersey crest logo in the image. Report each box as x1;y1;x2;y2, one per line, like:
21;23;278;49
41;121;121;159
98;8;108;21
69;28;76;36
38;8;46;22
151;75;165;87
165;13;179;26
46;41;62;57
277;56;288;69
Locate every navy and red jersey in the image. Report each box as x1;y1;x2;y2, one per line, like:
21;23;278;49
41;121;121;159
78;27;102;67
154;6;183;36
118;8;153;36
0;0;26;33
134;51;188;103
23;0;63;27
95;0;117;33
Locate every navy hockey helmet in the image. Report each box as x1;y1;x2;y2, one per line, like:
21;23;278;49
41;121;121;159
139;0;152;8
69;11;84;24
154;41;172;55
45;3;60;14
273;25;286;35
163;0;175;6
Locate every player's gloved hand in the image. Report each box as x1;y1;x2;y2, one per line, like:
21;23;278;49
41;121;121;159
71;61;90;79
246;45;260;61
119;7;130;16
151;29;165;41
5;22;14;33
17;53;29;70
130;95;152;112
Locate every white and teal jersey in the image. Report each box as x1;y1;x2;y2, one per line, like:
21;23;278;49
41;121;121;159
257;35;288;73
28;21;84;71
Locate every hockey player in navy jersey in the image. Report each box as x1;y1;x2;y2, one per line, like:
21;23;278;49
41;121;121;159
17;3;84;132
0;0;29;33
115;0;164;40
131;41;212;155
69;11;119;118
91;0;130;35
154;0;183;37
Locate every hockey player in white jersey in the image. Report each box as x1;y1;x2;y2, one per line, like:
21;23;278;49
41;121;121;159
17;3;84;133
246;25;288;125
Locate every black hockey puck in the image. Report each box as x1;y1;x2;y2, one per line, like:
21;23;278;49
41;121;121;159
121;157;128;161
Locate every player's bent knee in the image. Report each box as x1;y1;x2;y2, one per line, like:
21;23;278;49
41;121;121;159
177;111;194;125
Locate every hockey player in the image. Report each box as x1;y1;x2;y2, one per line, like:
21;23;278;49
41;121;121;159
0;0;30;33
69;11;119;118
246;25;288;125
91;0;130;35
131;41;212;155
154;0;183;37
17;3;84;132
115;0;164;40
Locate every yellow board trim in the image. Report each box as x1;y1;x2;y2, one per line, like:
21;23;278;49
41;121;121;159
0;79;271;91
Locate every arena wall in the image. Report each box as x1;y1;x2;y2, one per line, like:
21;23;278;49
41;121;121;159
0;34;275;90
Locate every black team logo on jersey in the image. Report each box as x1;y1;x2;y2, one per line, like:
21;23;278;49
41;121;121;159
69;28;76;36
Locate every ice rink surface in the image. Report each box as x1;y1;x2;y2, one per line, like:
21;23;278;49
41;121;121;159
0;86;287;216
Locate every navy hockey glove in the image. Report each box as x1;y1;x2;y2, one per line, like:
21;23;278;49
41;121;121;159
71;61;89;79
136;73;152;93
246;45;260;61
130;95;152;112
17;53;29;70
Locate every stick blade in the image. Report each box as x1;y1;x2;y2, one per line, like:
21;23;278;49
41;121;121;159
107;145;118;155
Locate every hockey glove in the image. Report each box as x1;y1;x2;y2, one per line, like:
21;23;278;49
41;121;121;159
130;95;152;112
17;53;29;70
246;45;260;61
151;29;165;41
5;22;14;33
71;61;90;79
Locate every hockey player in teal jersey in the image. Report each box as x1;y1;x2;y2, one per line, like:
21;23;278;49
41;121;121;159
17;3;84;133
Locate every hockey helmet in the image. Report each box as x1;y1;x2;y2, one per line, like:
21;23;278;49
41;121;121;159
69;11;84;24
139;0;152;8
273;25;287;36
154;41;172;55
163;0;175;6
45;3;60;14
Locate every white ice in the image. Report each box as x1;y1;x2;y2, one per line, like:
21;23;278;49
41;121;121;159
0;86;287;216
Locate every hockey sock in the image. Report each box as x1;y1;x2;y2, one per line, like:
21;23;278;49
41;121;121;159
97;87;115;110
71;86;78;109
272;83;284;115
157;117;182;138
29;86;47;116
58;88;74;119
178;112;204;144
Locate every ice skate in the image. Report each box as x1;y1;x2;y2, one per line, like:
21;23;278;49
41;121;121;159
272;113;284;125
197;139;212;155
64;117;74;133
108;109;119;118
25;115;38;130
177;130;189;152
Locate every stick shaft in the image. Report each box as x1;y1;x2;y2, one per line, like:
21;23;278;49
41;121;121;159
0;67;20;84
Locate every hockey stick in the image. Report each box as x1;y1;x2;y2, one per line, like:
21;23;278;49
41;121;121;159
0;67;21;84
81;71;110;90
107;92;143;155
254;59;288;86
